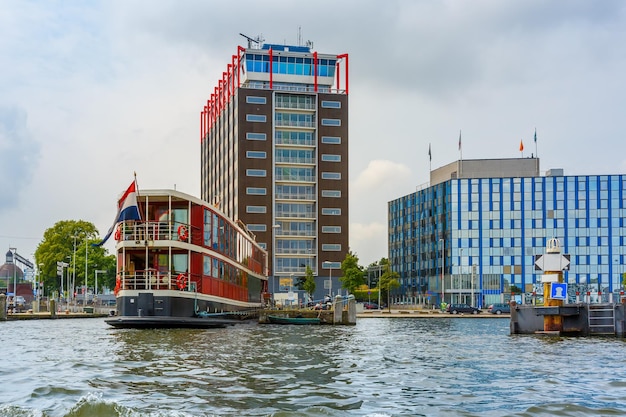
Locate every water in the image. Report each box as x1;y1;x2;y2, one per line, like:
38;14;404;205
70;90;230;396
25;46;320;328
1;317;625;416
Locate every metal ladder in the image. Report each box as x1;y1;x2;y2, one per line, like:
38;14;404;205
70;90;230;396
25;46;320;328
588;304;616;335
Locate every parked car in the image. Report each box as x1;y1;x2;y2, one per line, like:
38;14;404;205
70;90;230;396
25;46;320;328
446;303;481;314
363;302;380;310
487;303;510;314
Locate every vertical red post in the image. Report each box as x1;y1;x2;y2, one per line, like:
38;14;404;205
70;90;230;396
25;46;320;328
268;48;273;89
313;51;318;92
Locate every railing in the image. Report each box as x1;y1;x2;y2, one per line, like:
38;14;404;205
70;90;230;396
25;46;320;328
119;221;200;244
119;270;177;291
274;120;315;128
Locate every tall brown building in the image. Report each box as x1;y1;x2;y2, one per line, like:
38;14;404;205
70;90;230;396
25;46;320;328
200;39;349;298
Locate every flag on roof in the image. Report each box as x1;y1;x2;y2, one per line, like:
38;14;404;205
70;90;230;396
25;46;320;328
93;179;142;247
519;139;524;152
428;143;431;161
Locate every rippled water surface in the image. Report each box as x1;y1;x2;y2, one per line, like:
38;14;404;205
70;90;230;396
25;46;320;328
1;317;626;416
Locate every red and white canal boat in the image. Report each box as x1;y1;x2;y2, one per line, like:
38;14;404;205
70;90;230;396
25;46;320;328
104;186;268;328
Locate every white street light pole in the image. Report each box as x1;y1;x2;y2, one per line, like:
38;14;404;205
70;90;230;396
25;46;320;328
84;237;88;308
72;236;77;306
439;238;445;304
9;247;16;303
471;264;476;307
272;224;281;296
324;260;332;297
459;248;463;304
95;270;106;298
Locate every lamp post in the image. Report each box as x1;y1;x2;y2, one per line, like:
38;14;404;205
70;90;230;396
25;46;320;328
471;264;476;308
459;248;463;304
439;238;445;304
377;264;383;308
324;260;332;297
84;236;89;308
272;224;281;295
8;248;16;298
95;270;106;298
36;263;43;312
72;235;78;307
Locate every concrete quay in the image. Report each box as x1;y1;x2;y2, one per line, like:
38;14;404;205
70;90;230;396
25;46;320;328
357;309;509;318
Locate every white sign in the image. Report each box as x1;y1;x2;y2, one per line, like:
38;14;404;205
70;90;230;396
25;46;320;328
541;274;560;283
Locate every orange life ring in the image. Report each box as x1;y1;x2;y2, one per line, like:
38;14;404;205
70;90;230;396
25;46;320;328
114;225;121;241
177;225;188;241
176;273;187;290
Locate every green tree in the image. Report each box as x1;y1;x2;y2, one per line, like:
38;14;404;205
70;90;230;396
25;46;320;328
339;250;365;294
302;265;316;301
378;264;400;311
34;220;115;296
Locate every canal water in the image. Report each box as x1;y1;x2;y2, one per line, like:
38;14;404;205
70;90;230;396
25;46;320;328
1;317;625;416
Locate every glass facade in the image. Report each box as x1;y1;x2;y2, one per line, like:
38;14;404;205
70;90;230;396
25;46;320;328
388;174;626;308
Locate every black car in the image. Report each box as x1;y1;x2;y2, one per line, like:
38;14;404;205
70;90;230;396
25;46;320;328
446;303;481;314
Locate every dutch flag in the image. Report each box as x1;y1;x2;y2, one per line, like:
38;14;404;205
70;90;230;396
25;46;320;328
93;179;142;247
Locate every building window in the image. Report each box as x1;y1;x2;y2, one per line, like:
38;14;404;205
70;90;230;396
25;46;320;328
321;100;341;109
247;224;267;232
321;118;341;126
322;226;341;233
321;136;341;144
321;154;341;162
246;187;267;195
246;96;266;104
246;206;267;213
246;114;267;123
246;132;267;141
246;151;267;159
322;244;341;251
321;172;341;180
246;169;266;177
321;190;341;198
322;208;341;215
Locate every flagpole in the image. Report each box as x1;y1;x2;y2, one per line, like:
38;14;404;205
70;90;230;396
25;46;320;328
534;128;538;158
428;143;432;174
458;130;462;177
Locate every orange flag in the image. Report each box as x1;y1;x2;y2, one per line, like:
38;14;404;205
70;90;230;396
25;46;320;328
519;139;524;152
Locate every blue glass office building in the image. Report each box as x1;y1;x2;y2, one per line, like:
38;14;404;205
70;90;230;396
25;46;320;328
388;158;626;308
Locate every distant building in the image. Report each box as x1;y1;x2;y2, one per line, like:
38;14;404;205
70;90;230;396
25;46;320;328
388;157;626;308
198;38;349;299
1;249;32;301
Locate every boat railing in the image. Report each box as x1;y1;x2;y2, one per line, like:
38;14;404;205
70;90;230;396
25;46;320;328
120;270;188;291
119;221;201;245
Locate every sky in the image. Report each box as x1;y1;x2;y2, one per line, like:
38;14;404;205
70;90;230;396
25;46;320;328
2;0;626;269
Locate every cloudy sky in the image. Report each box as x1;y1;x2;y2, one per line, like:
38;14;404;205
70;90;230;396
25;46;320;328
2;0;626;269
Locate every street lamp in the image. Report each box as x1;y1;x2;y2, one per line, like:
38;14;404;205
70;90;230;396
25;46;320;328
272;224;281;295
439;238;445;304
324;260;332;297
72;236;78;306
36;263;43;312
95;270;106;298
84;236;89;308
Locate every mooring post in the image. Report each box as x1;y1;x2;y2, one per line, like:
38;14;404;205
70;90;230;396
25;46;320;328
0;294;6;321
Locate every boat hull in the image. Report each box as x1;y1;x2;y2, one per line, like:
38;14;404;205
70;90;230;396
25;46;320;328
108;290;262;328
105;315;238;329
